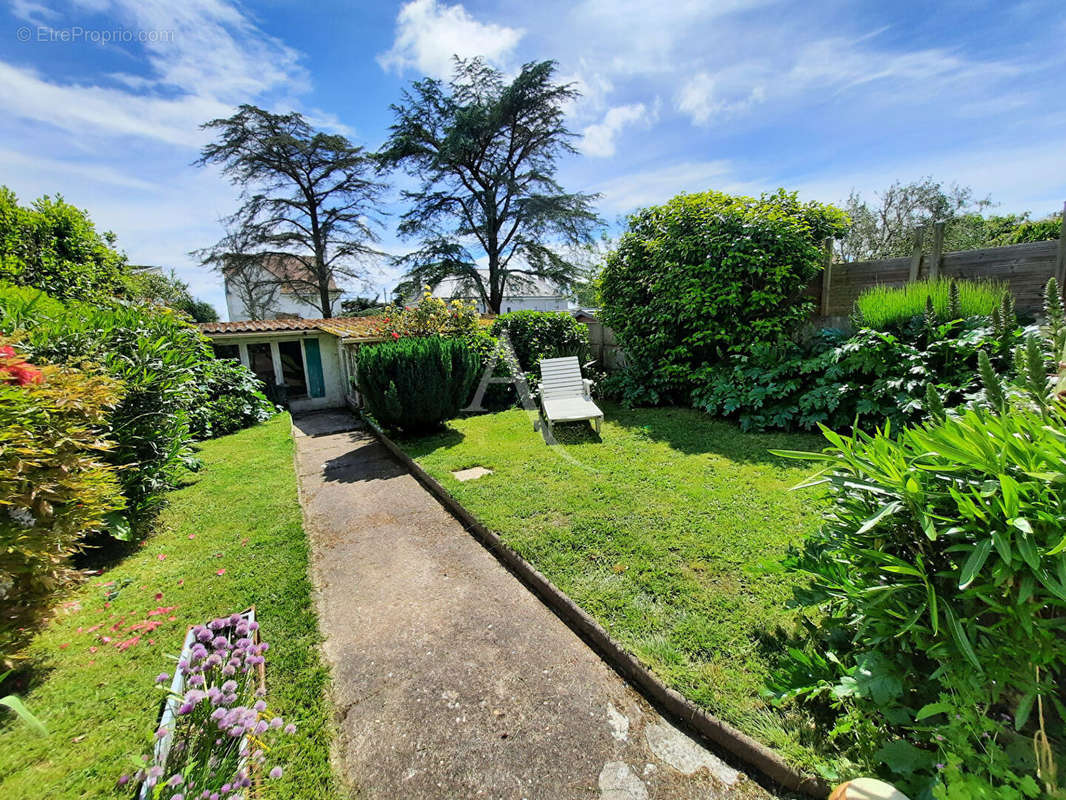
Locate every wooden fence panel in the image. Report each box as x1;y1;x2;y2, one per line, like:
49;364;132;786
818;240;1061;318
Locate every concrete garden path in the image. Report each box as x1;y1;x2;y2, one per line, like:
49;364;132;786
292;411;785;800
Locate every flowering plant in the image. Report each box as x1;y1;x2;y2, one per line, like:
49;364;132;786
378;287;479;340
0;344;43;385
125;613;294;799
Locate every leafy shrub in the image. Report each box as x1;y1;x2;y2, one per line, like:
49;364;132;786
600;189;849;404
379;288;479;339
855;278;1008;332
0;283;208;534
490;311;588;369
995;213;1062;246
1;341;124;662
356;336;480;432
187;358;275;440
0;187;128;303
489;310;589;400
694;316;1020;432
770;407;1066;796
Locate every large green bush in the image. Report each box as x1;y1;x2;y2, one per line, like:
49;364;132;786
0;283;271;535
600;189;849;404
1;342;125;662
357;336;480;432
770;406;1066;797
0;187;128;303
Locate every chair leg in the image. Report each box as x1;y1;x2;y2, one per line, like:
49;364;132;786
594;416;602;434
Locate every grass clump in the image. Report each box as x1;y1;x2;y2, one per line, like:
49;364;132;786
399;404;829;770
855;277;1007;330
0;415;341;800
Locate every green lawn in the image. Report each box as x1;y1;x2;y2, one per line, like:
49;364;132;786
400;404;828;769
0;415;343;799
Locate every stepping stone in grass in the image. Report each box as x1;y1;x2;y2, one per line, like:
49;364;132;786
452;466;493;481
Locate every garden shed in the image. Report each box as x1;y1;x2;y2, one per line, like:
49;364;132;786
199;317;385;413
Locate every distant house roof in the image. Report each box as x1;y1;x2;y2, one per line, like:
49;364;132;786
224;255;341;296
426;269;565;300
199;316;385;340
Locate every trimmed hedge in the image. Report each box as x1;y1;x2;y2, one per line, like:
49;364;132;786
356;336;480;432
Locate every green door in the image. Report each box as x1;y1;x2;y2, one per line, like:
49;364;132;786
303;338;326;398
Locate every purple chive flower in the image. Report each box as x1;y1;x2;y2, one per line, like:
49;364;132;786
178;702;195;715
221;680;237;693
196;627;212;642
248;621;259;632
117;774;130;786
269;717;283;729
155;727;168;740
284;723;296;735
936;763;945;770
253;700;266;712
220;783;231;794
148;765;164;779
255;687;267;698
168;773;184;786
269;767;283;779
172;795;184;800
254;720;269;735
155;672;170;684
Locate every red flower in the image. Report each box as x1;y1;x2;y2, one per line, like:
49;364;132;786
0;345;15;358
391;331;400;339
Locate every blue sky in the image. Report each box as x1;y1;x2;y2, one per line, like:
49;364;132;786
2;0;1064;318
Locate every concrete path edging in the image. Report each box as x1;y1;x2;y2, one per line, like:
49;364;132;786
364;416;829;799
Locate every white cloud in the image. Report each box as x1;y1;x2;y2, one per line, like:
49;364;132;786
593;160;745;214
378;0;524;78
580;103;652;158
676;72;765;126
1;0;309;146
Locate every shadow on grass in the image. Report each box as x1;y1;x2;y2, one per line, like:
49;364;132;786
604;402;825;467
394;426;465;460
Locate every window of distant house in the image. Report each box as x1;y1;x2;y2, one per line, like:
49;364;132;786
506;306;512;313
247;343;275;387
212;344;239;361
277;340;308;398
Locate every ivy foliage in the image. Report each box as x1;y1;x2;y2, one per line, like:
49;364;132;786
600;189;849;405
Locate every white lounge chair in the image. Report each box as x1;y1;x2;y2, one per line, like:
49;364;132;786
538;356;603;436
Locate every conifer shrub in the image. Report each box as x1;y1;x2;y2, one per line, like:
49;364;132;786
356;336;480;432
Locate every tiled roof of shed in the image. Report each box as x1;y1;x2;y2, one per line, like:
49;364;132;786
198;316;386;339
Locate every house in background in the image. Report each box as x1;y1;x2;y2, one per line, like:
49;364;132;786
224;255;343;321
199;317;384;413
417;269;570;313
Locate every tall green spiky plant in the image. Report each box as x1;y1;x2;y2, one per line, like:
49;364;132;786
978;349;1007;413
946;279;962;321
1015;334;1051;412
